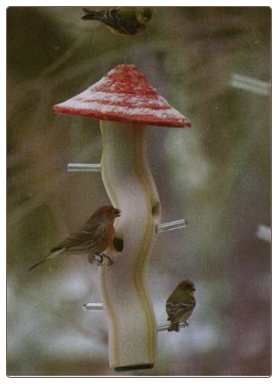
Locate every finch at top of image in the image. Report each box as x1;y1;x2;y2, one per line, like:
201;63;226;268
81;7;153;36
28;205;121;271
166;279;196;332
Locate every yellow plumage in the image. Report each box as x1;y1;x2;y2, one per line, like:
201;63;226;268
81;7;153;36
166;279;196;332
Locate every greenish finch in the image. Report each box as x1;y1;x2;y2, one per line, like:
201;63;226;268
81;7;153;35
166;279;196;332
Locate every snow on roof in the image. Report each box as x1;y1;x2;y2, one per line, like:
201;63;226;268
53;64;191;128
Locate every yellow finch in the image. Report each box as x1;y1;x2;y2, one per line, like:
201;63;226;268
166;279;196;332
81;7;153;36
29;206;121;270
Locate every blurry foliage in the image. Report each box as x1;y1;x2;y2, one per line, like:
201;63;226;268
7;6;271;376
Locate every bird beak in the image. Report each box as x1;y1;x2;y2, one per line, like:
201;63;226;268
192;288;196;291
113;209;121;217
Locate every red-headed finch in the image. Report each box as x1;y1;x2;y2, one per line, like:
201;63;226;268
29;206;120;271
166;279;196;332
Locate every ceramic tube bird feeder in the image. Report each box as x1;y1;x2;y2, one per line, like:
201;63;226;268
53;64;191;371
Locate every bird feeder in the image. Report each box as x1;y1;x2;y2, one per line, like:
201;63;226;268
53;64;191;371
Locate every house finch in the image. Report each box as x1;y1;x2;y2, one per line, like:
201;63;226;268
81;7;153;36
166;279;196;332
28;206;121;271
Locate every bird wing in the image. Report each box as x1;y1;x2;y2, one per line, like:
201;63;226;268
50;229;93;253
50;222;110;255
166;299;195;321
102;8;141;35
166;303;195;320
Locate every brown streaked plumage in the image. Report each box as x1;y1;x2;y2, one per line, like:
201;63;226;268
29;206;120;270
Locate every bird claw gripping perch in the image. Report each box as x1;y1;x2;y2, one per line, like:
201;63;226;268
99;253;113;266
88;253;113;266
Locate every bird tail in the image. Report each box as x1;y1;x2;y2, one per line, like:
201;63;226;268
28;249;64;271
168;324;174;332
28;258;48;271
167;322;180;332
81;8;101;20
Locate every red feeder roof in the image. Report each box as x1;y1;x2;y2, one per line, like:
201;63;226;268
53;64;191;128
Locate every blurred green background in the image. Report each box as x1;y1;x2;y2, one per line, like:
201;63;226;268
7;6;271;376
